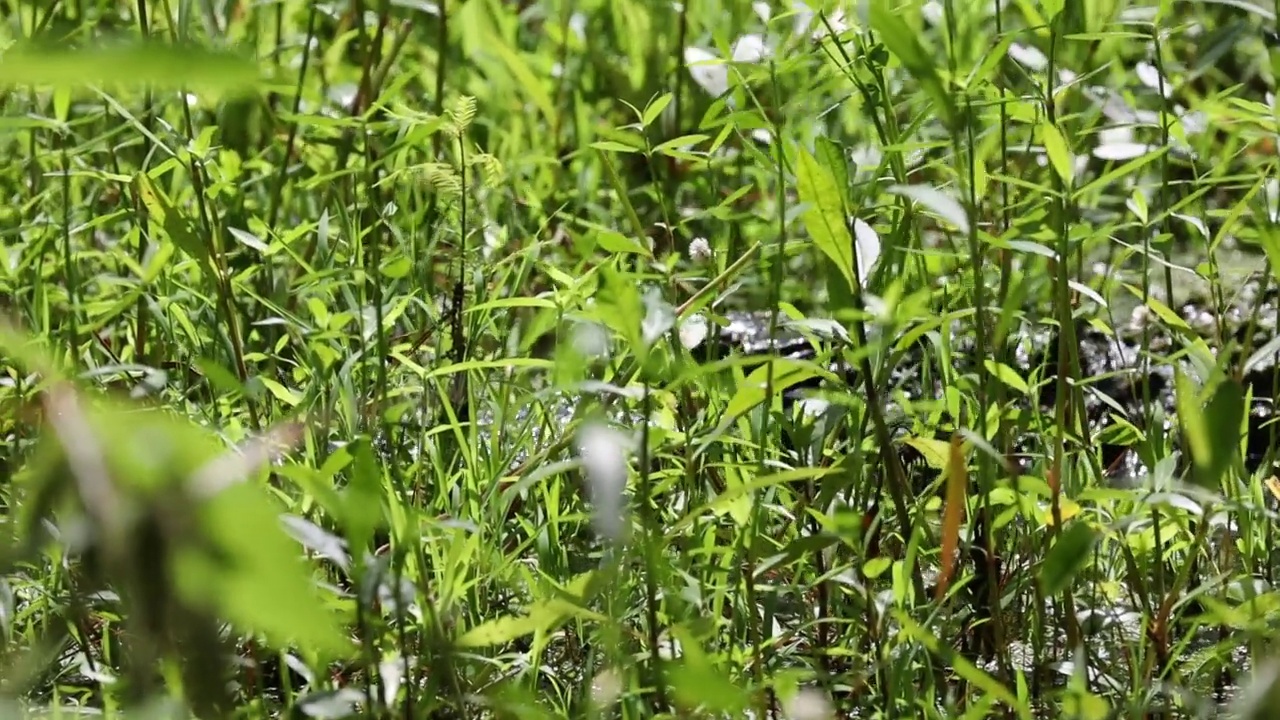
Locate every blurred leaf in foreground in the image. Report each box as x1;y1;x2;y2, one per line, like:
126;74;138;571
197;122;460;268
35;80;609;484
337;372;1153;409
0;40;260;94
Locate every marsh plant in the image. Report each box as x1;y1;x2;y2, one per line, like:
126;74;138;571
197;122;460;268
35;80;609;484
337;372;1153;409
4;1;1280;719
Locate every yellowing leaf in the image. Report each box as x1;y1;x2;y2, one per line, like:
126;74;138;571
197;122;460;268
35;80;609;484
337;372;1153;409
1042;497;1082;526
902;436;952;470
1265;476;1280;503
937;434;968;601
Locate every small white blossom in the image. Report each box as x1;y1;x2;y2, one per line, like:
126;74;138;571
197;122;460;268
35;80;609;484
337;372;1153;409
783;687;834;720
678;314;709;350
688;237;712;262
576;423;631;543
590;667;624;708
572;321;610;359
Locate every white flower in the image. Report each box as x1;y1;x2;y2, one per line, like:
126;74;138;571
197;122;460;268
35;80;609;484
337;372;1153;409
783;687;834;720
576;423;631;543
1135;60;1171;97
678;314;709;349
1008;43;1048;71
590;667;624;708
731;33;769;63
688;236;712;262
685;47;729;97
572;321;610;359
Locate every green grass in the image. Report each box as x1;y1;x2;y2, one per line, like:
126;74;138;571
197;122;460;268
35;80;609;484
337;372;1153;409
3;0;1280;718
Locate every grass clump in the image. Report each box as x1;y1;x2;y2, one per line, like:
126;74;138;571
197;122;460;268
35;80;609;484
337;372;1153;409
3;1;1280;718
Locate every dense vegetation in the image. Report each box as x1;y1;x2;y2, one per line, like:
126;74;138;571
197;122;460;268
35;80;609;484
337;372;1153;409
4;0;1280;717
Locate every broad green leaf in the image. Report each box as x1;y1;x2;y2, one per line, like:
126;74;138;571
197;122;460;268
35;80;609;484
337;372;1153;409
723;358;832;423
1123;283;1192;332
133;173;215;278
869;0;958;131
176;481;350;659
380;255;412;279
668;626;751;714
1192;378;1244;489
1040;521;1097;595
902;436;952;470
343;439;386;559
457;573;602;648
652;134;710;155
863;556;892;578
796;147;856;291
0;41;260;94
814;136;850;213
259;377;302;407
1040;122;1074;187
984;360;1030;394
456;606;563;648
889;184;970;233
642;93;673;127
595;229;652;256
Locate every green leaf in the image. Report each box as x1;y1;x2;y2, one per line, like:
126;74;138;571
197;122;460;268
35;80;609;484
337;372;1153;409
1040;122;1074;187
380;255;412;279
902;436;952;470
484;31;555;127
590;140;641;154
668;626;751;714
863;556;892;578
642;93;673;127
1123;284;1192;332
652;134;710;155
984;360;1030;394
52;86;70;124
457;573;601;648
175;482;350;659
723;358;832;424
259;377;302;407
1192;378;1244;489
0;41;259;95
595;229;652;256
134;172;215;278
1042;0;1066;20
1040;521;1097;595
343;439;386;558
888;184;970;233
814;136;850;213
869;0;958;131
795;147;856;292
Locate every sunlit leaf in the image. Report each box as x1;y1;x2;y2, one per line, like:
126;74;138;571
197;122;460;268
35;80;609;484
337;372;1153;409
723;358;833;423
0;41;260;94
796;147;856;291
1040;122;1074;187
667;627;750;714
902;436;952;470
889;184;970;233
134;172;215;278
984;360;1030;394
868;0;958;130
1040;521;1096;595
